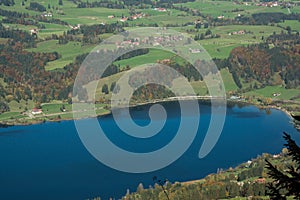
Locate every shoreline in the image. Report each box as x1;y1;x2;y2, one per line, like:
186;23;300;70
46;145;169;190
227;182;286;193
0;96;298;127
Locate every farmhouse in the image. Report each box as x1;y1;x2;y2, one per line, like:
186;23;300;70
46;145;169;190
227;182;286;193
157;59;171;65
30;29;38;37
70;24;81;30
31;108;42;115
120;17;128;22
41;12;52;17
229;30;246;35
189;48;201;53
154;7;167;12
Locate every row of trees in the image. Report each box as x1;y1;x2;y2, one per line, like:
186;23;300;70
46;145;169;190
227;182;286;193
101;82;120;94
0;8;29;19
75;0;196;9
77;0;125;9
0;0;15;6
26;2;46;12
236;12;300;25
194;29;221;40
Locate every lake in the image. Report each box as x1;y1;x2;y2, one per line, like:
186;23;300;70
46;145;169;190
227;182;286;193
0;101;299;200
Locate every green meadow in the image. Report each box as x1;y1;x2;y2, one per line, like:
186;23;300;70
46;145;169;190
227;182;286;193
245;85;300;100
114;48;181;69
277;20;300;32
27;40;96;70
175;0;290;18
196;25;284;58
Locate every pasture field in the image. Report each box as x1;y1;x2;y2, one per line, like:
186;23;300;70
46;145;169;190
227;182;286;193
220;68;238;92
277;20;300;32
196;24;284;58
42;103;72;114
28;40;96;70
245;85;300;100
0;112;24;121
8;100;35;112
114;48;181;69
175;0;291;18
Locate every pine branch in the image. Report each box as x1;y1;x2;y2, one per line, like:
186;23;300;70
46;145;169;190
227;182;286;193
265;159;290;187
266;133;300;199
283;132;300;169
266;182;287;200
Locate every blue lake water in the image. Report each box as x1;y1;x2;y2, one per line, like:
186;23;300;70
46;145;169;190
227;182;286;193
0;101;299;200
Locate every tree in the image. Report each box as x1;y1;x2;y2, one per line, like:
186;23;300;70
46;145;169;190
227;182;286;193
110;81;116;92
58;0;63;6
0;101;9;113
266;132;300;199
286;26;291;34
205;29;212;36
200;33;205;40
102;84;109;94
67;97;72;104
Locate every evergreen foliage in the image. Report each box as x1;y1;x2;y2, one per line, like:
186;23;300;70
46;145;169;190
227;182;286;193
266;132;300;199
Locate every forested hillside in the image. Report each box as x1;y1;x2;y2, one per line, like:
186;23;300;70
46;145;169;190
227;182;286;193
214;32;300;91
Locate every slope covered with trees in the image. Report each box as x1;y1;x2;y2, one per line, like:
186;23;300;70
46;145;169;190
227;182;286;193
213;32;300;91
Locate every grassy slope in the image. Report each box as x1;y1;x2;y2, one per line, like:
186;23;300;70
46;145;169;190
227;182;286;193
175;0;290;18
245;85;300;100
27;40;95;70
198;25;284;59
277;20;300;32
220;68;238;91
114;48;179;68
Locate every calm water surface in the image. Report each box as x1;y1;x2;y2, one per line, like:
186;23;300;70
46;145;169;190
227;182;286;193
0;102;299;200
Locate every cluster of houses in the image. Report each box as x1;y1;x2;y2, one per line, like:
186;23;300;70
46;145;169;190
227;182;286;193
115;34;184;49
112;7;167;22
241;1;294;8
107;13;145;22
41;12;53;17
153;7;167;12
119;13;144;22
115;39;140;48
157;59;171;65
236;1;279;7
228;30;246;35
255;1;279;7
189;48;202;54
70;24;81;30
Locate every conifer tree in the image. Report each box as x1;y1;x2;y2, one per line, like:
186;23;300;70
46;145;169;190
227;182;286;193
266;132;300;199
